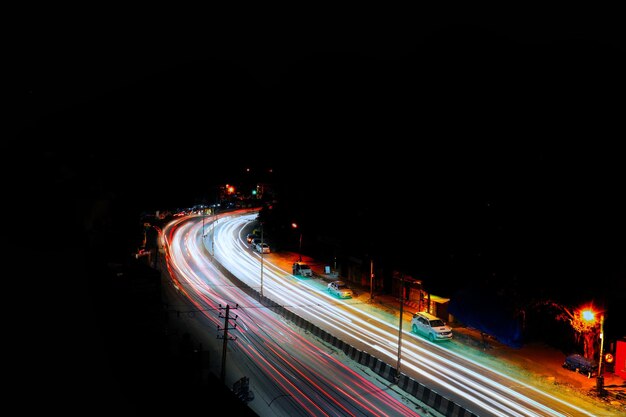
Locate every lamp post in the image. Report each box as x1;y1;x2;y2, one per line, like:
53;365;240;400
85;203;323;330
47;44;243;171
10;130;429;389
291;222;302;262
581;307;605;393
395;272;404;384
598;313;605;377
370;259;374;303
260;222;264;297
211;203;218;257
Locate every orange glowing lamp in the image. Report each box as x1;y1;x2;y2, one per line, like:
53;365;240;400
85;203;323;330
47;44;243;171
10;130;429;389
581;308;596;324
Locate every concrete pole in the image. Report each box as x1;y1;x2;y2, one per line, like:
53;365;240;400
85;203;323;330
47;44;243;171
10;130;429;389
598;314;605;376
370;259;374;302
220;304;230;383
395;273;404;384
260;223;264;297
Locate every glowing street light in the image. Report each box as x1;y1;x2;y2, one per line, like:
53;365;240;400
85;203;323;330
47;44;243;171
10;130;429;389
291;222;302;262
581;309;595;322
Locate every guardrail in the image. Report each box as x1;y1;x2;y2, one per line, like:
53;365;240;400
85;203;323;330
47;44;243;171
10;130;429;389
209;250;479;417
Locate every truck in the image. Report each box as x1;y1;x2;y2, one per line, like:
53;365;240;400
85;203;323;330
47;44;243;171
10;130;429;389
292;262;313;277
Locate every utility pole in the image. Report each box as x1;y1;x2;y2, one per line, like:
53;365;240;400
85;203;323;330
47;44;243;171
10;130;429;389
598;313;605;376
211;205;217;257
291;222;302;261
211;187;219;257
395;273;404;384
369;259;374;302
202;208;205;237
597;313;605;395
260;222;264;297
217;304;238;383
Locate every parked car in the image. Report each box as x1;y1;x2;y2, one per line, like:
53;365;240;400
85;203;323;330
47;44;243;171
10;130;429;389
562;354;597;377
246;233;258;244
327;281;353;298
292;262;313;277
411;312;453;342
250;237;262;248
255;242;270;254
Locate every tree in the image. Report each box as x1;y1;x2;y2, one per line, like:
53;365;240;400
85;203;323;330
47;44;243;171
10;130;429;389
547;301;601;361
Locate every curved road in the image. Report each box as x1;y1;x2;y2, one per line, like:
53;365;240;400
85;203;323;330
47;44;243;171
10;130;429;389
161;211;427;417
162;209;619;417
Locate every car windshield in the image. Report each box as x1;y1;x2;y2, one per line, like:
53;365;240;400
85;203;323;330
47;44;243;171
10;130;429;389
429;319;445;327
298;263;310;269
337;283;349;289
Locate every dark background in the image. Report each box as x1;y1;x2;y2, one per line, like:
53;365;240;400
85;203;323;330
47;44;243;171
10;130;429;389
17;11;625;416
23;14;624;300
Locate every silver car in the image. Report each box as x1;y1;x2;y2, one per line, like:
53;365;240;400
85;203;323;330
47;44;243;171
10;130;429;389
327;281;353;298
411;312;453;341
255;242;270;254
292;262;313;277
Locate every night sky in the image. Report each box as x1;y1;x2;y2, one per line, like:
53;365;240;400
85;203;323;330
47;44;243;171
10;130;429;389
23;17;625;290
23;19;624;276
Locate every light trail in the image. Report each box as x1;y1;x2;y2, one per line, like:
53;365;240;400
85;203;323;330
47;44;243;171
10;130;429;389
162;214;426;417
202;211;610;417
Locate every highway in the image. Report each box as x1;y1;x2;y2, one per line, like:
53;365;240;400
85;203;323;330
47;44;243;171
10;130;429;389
161;211;427;417
161;209;618;417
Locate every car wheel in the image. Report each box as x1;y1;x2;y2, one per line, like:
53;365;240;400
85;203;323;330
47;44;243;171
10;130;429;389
412;324;418;334
428;333;435;342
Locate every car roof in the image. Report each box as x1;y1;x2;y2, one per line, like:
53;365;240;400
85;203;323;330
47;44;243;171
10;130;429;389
415;312;439;320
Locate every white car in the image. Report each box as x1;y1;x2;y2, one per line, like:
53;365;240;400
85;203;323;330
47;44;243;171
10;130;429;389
255;242;270;254
411;312;453;342
292;262;313;277
327;281;353;298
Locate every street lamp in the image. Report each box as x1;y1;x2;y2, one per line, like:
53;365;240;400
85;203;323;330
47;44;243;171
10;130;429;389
260;222;264;297
581;307;605;392
598;313;605;378
291;222;302;262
